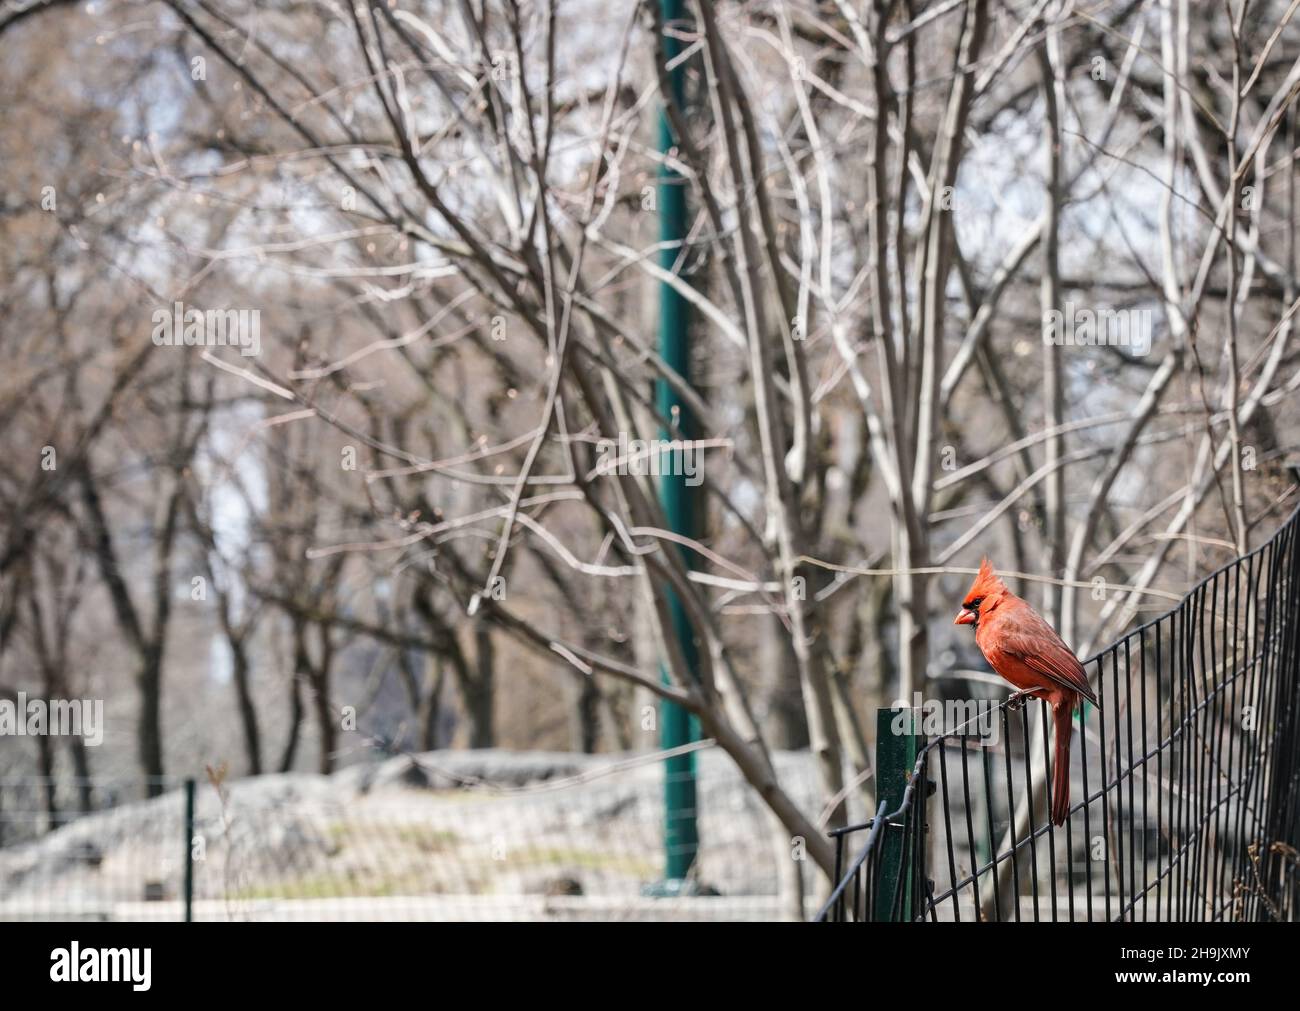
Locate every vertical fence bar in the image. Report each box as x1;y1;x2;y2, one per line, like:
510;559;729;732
875;707;923;921
184;777;195;923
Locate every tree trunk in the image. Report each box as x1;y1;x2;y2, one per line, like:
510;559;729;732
230;637;262;775
278;630;307;773
574;673;600;754
764;612;809;750
311;666;335;774
35;706;58;831
69;736;93;814
417;655;445;751
465;621;495;749
139;650;165;798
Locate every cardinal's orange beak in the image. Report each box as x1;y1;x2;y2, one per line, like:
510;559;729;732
954;608;977;626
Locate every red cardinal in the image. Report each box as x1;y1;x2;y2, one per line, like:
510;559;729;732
954;559;1099;826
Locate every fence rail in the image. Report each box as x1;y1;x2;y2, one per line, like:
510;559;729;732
819;502;1300;922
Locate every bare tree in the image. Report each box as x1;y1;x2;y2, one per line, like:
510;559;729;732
5;0;1300;893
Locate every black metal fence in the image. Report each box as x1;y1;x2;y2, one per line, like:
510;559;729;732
819;503;1300;922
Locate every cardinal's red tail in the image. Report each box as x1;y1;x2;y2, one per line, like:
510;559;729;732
1050;699;1075;826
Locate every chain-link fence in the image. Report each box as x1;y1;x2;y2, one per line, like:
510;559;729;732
0;748;822;921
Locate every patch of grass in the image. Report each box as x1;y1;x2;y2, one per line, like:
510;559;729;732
323;822;459;854
226;838;650;900
510;847;656;877
233;868;456;901
392;825;459;852
234;874;358;901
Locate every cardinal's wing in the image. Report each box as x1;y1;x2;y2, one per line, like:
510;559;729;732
996;606;1099;707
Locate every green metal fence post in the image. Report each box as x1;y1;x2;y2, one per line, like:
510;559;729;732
875;707;923;921
651;0;701;894
183;777;195;922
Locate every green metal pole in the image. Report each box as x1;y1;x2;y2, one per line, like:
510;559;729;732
183;777;195;922
655;0;700;890
875;708;922;921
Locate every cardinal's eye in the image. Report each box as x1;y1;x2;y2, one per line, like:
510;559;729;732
968;596;984;609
